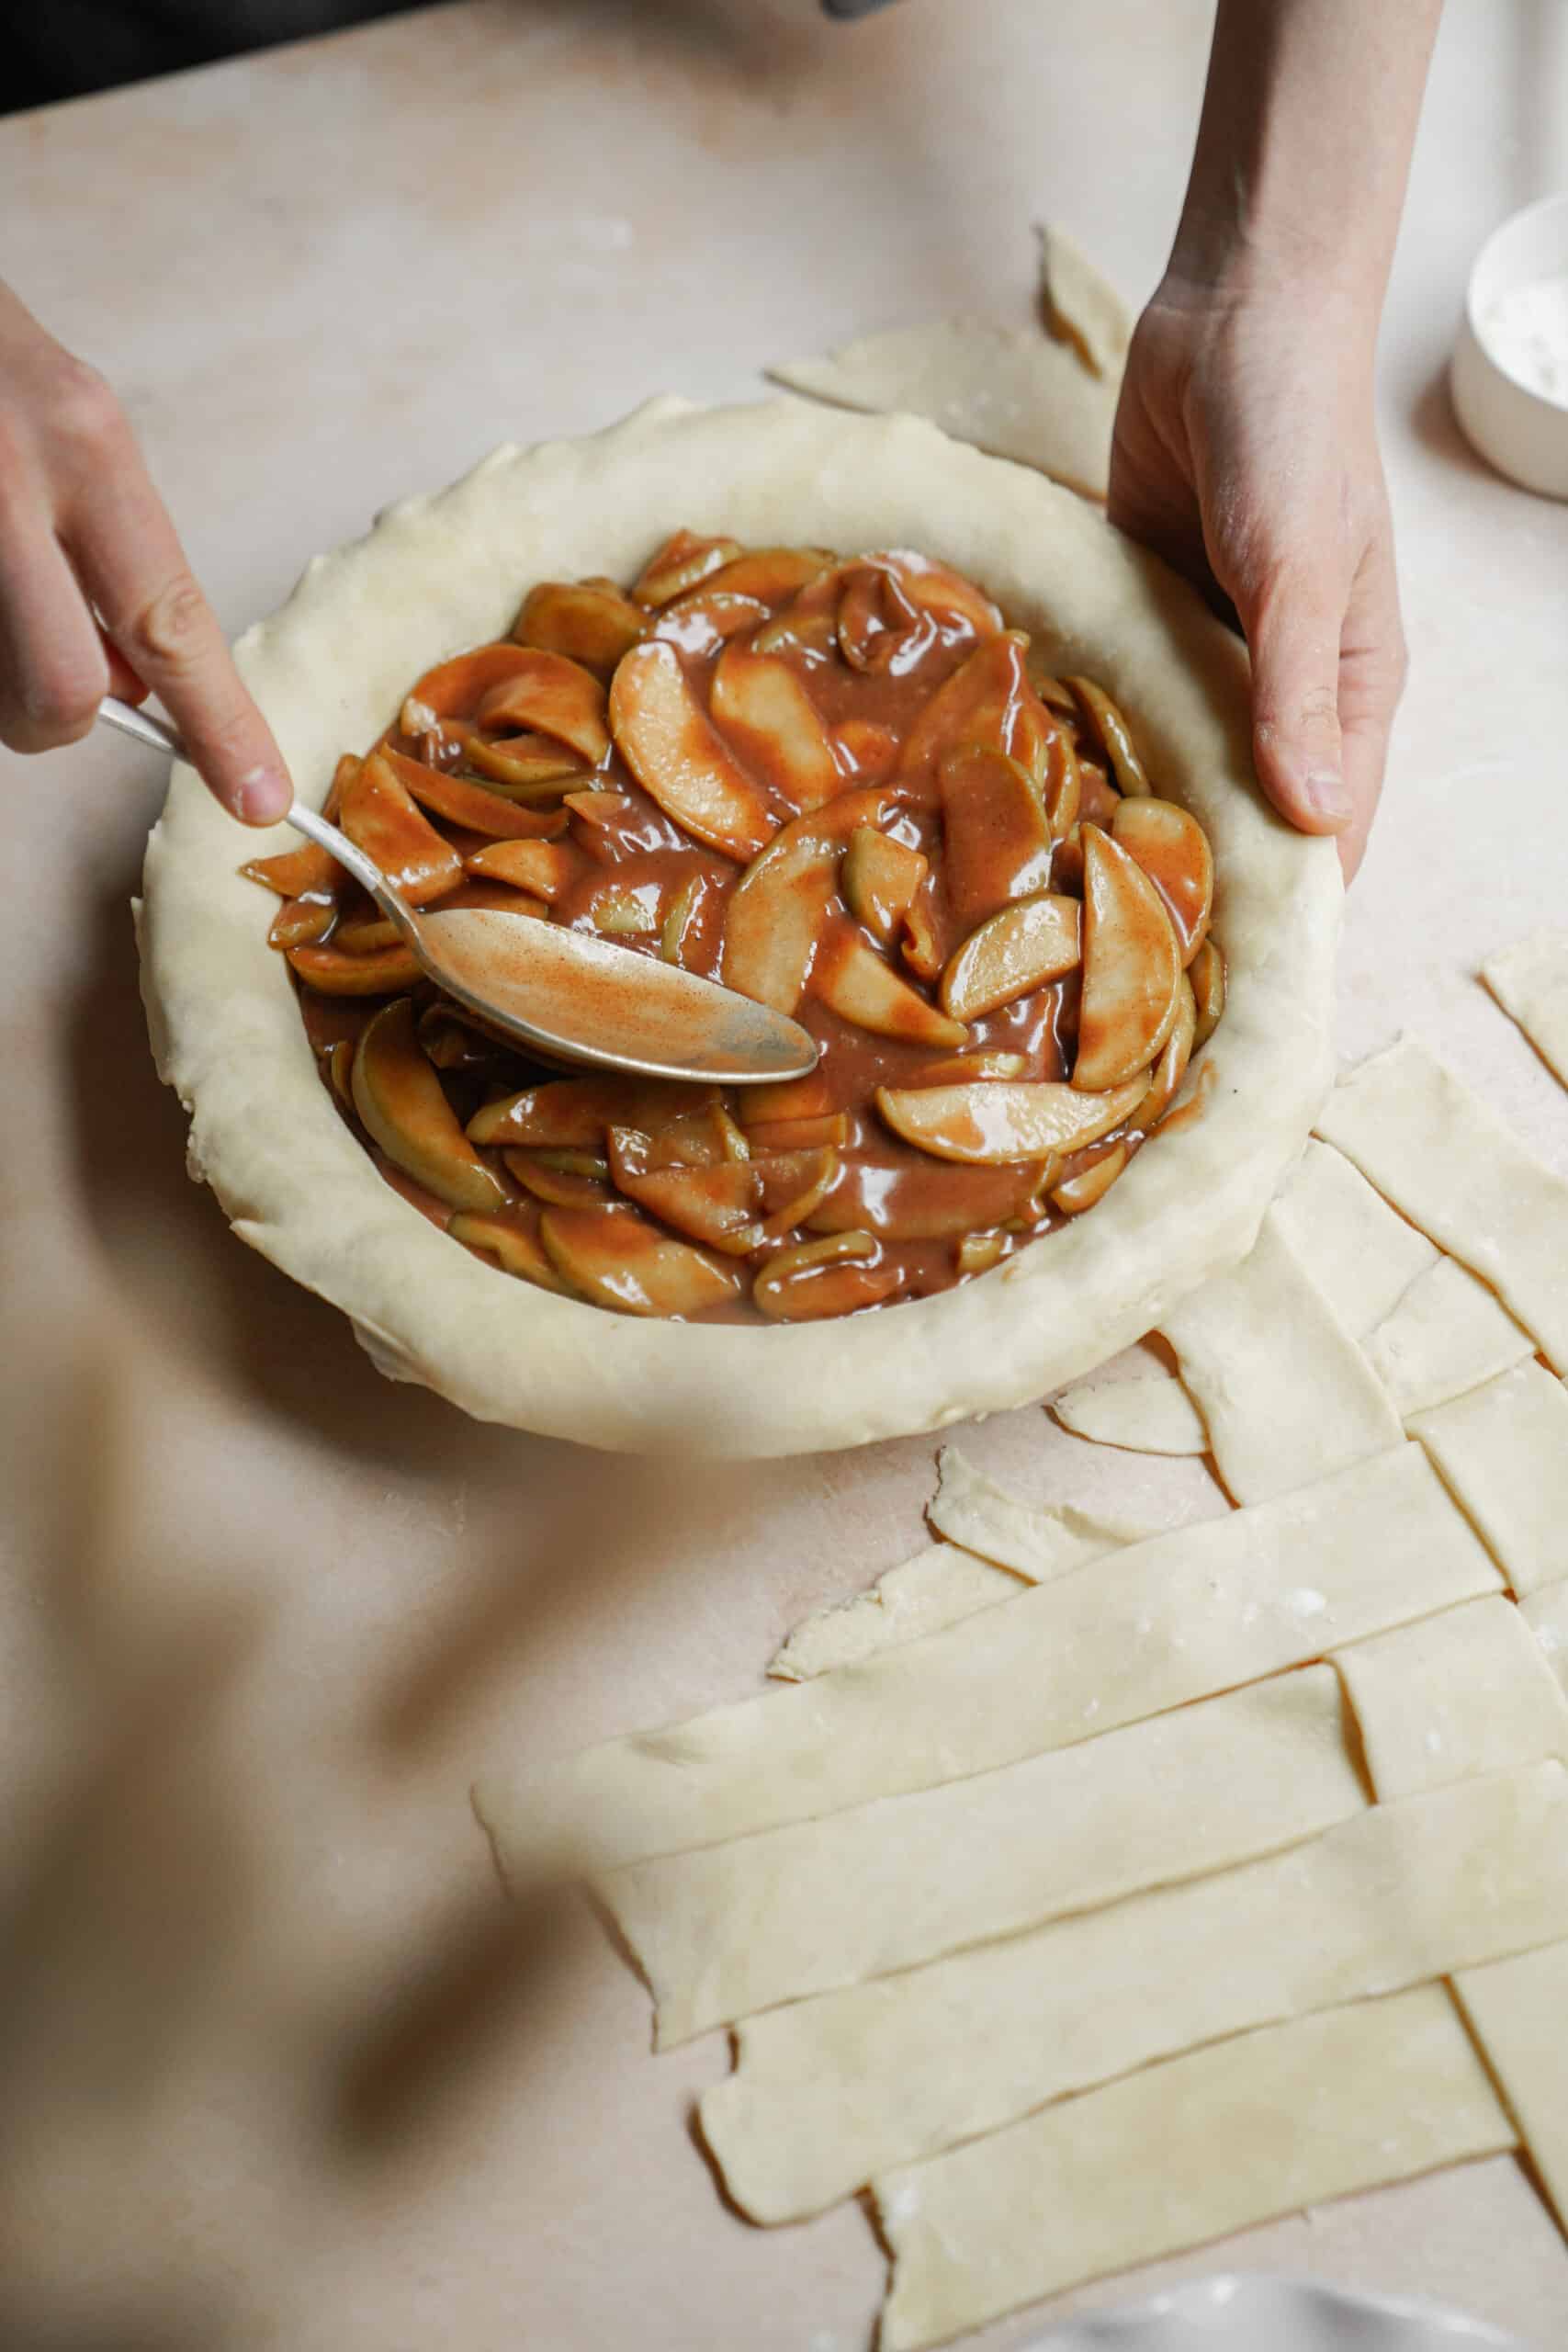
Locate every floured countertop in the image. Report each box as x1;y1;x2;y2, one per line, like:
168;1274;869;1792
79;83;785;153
2;3;1568;2346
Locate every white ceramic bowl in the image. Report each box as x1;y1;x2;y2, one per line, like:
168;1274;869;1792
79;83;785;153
1450;191;1568;499
1028;2273;1530;2350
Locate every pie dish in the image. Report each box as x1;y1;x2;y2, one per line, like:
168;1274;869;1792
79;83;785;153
137;396;1341;1456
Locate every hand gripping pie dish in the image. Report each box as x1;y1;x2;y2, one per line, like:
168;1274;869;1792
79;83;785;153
138;398;1341;1456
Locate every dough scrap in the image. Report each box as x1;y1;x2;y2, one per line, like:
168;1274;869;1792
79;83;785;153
707;1763;1562;2225
873;1985;1515;2350
1524;1582;1568;1697
607;1666;1365;2048
1158;1207;1404;1503
1453;1941;1568;2238
1365;1254;1537;1420
768;318;1118;501
1410;1361;1568;1595
1315;1036;1568;1379
1270;1134;1438;1340
1333;1597;1568;1802
1050;1370;1209;1455
1482;926;1568;1089
473;1442;1497;1878
1034;222;1133;380
766;1542;1023;1681
924;1444;1161;1576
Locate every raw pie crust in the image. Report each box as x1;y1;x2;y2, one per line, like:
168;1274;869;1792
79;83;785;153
138;397;1341;1457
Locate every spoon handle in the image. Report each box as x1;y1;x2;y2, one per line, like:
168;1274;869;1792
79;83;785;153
96;696;420;941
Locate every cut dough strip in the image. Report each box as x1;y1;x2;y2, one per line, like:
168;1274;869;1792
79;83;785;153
766;1542;1024;1681
872;1985;1515;2351
1482;926;1568;1090
1524;1582;1568;1698
1034;222;1132;380
923;1443;1161;1576
473;1442;1498;1876
1050;1370;1209;1455
1158;1207;1404;1503
1410;1361;1568;1595
1453;1943;1568;2240
1269;1135;1438;1340
704;1761;1565;2224
1364;1255;1537;1420
1315;1036;1568;1377
604;1666;1366;2047
1333;1597;1568;1803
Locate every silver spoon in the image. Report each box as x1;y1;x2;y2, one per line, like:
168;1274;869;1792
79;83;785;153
99;697;818;1084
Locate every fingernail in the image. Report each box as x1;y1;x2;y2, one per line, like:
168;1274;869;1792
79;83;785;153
235;764;292;825
1304;770;1350;825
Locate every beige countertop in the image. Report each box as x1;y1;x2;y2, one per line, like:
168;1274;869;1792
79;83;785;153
3;3;1568;2346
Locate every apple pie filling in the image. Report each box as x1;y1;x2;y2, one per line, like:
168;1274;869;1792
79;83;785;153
244;531;1224;1322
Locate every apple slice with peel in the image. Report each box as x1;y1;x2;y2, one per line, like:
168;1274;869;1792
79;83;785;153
841;827;928;945
1111;796;1213;965
875;1074;1148;1164
610;641;777;860
468;1075;707;1149
896;631;1035;797
649;591;771;659
1052;1142;1128;1215
340;752;464;905
461;731;586;791
806;1153;1043;1239
905;1050;1029;1086
813;927;967;1047
742;1113;850;1152
243;840;340;899
753;1231;906;1321
940;892;1081;1021
710;644;840;809
721;788;897;1012
268;896;334;950
1067;676;1151;796
332;912;401;955
832;720;900;783
631;531;745;609
538;1204;742;1316
513;580;646;676
679;546;831;607
475;651;611;766
352;1000;507;1212
1074;824;1183;1091
1190;936;1226;1048
1133;975;1198;1130
608;1143;839;1255
735;1067;837;1128
940;745;1055;931
405;644;565;722
503;1153;616;1211
288;942;422;995
449;1210;581;1294
376;746;570;842
465;839;578;900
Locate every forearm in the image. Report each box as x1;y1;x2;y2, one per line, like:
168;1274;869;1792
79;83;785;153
1170;0;1442;309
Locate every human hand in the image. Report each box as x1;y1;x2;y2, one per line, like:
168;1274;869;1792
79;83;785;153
0;281;291;823
1108;272;1406;881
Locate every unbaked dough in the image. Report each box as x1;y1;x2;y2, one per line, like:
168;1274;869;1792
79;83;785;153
604;1666;1364;2047
1035;222;1133;380
1410;1361;1568;1594
705;1764;1563;2226
1333;1598;1568;1801
1050;1370;1209;1454
1158;1207;1403;1503
924;1443;1159;1576
1364;1254;1537;1419
1453;1942;1568;2238
765;1542;1022;1680
139;397;1340;1458
473;1442;1497;1877
1316;1036;1568;1379
1524;1582;1568;1695
1269;1135;1438;1338
1482;926;1568;1088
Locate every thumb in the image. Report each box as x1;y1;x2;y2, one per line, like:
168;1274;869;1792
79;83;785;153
1238;570;1351;835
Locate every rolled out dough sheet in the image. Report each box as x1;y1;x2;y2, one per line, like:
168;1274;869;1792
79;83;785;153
1333;1597;1568;1802
1410;1360;1568;1595
924;1443;1160;1576
1315;1036;1568;1377
1158;1207;1404;1503
1270;1134;1438;1339
767;317;1117;501
1365;1254;1537;1420
873;1985;1516;2350
1454;1940;1568;2238
1524;1582;1568;1696
604;1667;1365;2046
473;1443;1499;1877
766;1542;1023;1680
1482;926;1568;1089
1050;1369;1209;1455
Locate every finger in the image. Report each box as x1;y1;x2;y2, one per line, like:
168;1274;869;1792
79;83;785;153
0;498;111;752
98;627;150;707
1334;540;1408;884
1236;562;1353;837
60;447;290;825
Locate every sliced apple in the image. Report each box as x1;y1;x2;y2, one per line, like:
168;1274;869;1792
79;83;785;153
900;884;945;981
813;927;967;1047
905;1050;1029;1086
1051;821;1086;896
351;999;507;1212
841;827;928;947
742;1113;851;1153
649;591;770;659
449;1210;581;1294
1133;974;1198;1131
876;549;1004;641
955;1230;1007;1275
837;562;922;673
513;579;645;675
1111;795;1213;966
720;787;895;1012
538;1204;742;1317
1052;1143;1128;1215
1067;676;1151;797
468;1075;702;1149
590;884;660;935
631;531;745;609
375;745;570;842
1014;704;1081;838
1074;824;1183;1091
502;1152;616;1211
1029;669;1078;717
753;1231;906;1321
1190;936;1226;1049
831;719;900;783
403;644;569;724
461;730;586;790
735;1068;837;1128
339;751;464;905
709;643;840;810
940;892;1081;1022
610;1157;767;1255
288;942;422;995
875;1074;1148;1164
333;912;401;955
939;745;1055;931
324;1037;355;1105
243;839;340;899
267;896;334;950
474;651;610;765
462;838;577;899
896;630;1035;797
806;1153;1043;1239
418;1006;507;1070
609;640;776;860
682;547;832;607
